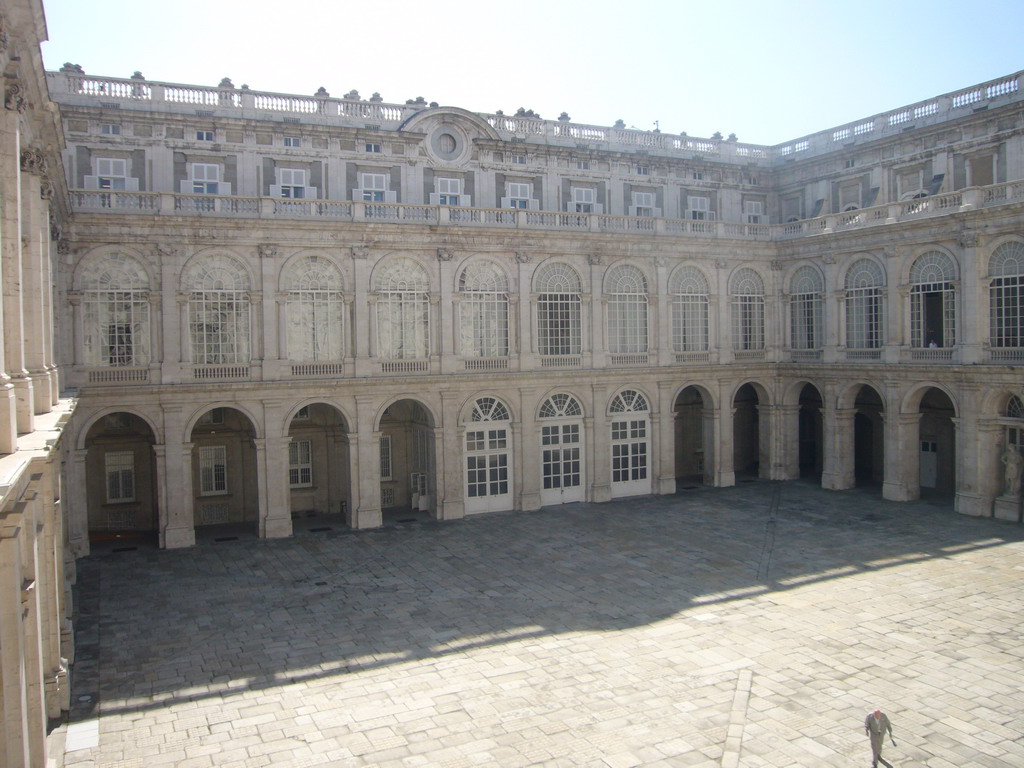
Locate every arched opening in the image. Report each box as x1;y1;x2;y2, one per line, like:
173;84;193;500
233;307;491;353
287;403;351;529
538;393;585;506
379;399;436;522
189;407;259;539
463;397;514;514
918;388;956;500
84;412;158;548
608;389;651;498
798;384;824;479
733;383;761;479
854;386;884;488
674;386;711;487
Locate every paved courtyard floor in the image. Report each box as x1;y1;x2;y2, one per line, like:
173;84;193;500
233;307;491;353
57;481;1024;767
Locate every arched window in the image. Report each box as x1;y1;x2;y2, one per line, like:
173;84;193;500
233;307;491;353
910;251;958;348
609;389;650;496
538;393;584;504
458;261;509;358
81;252;151;367
185;254;251;364
464;397;512;512
670;266;709;353
285;255;344;362
845;259;885;349
535;263;582;356
1006;394;1024;456
730;268;765;351
606;264;648;354
789;266;824;350
375;259;429;359
989;242;1024;351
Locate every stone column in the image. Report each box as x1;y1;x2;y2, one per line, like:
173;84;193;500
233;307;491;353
161;405;195;548
588;382;610;502
176;292;190;364
966;420;1001;518
147;292;162;381
438;389;464;520
255;436;290;538
0;508;32;768
351;394;381;529
715;380;736;487
822;405;857;490
957;230;982;363
882;412;921;502
66;449;90;558
351;247;371;376
16;497;47;765
21;167;50;416
4;151;32;434
587;256;603;369
714;261;733;363
0;105;19;451
772;404;801;480
655;380;676;494
275;292;288;361
516;254;535;370
517;385;541;511
437;250;456;374
428;294;441;373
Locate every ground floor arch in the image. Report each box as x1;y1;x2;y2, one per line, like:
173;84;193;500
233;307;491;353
915;386;957;499
538;392;586;506
379;398;437;518
674;385;713;486
463;396;514;514
853;385;885;488
733;382;767;479
189;406;260;535
287;402;352;521
798;384;824;479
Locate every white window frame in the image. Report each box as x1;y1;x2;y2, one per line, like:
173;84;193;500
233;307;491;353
105;451;136;504
199;445;228;495
356;172;393;203
571;186;596;213
744;200;765;224
503;181;534;210
630;191;658;218
191;163;220;195
687;195;713;220
288;439;313;488
283;136;301;148
432;177;467;207
100;123;121;135
365;142;382;153
380;434;393;481
196;130;214;142
275;167;308;199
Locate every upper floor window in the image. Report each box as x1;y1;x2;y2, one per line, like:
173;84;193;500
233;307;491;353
185;254;252;365
285;255;344;362
375;259;430;359
510;153;527;165
575;159;590;171
730;268;765;351
629;191;659;218
190;163;221;195
636;165;650;176
355;172;395;203
687;195;713;220
105;451;136;503
744;200;765;224
283;136;301;148
535;262;582;356
989;242;1024;350
100;123;121;135
606;265;648;354
845;259;885;349
909;251;958;348
274;168;310;199
458;261;509;359
196;130;214;142
365;142;382;153
788;266;824;350
80;252;151;368
670;266;710;353
570;186;600;214
96;158;127;190
504;182;533;209
432;177;467;206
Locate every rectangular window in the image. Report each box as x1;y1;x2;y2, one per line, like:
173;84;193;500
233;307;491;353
365;142;382;153
571;186;595;213
511;153;527;165
437;177;462;205
576;159;590;170
380;435;392;480
506;182;531;209
744;200;765;224
191;163;220;194
96;158;128;190
278;167;307;199
688;195;712;220
283;136;301;148
105;451;135;503
100;123;121;135
632;191;655;217
692;171;704;181
636;165;650;176
288;439;313;487
196;130;214;142
199;445;227;495
361;172;387;202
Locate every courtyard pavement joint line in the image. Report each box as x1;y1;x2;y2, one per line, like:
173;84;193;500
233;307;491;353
721;668;753;768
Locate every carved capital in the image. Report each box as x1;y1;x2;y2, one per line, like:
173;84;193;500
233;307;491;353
352;245;369;260
957;228;978;249
588;253;603;266
437;248;454;262
770;260;785;271
257;243;278;259
822;252;836;265
515;251;532;264
4;82;26;113
39;175;54;200
57;239;71;256
155;244;179;260
20;147;47;175
715;259;728;269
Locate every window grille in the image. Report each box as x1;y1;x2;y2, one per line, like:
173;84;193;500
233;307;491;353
186;255;251;364
535;263;582;356
380;435;392;480
730;268;765;350
82;252;151;367
789;266;824;350
609;390;649;484
199;445;227;495
458;261;509;358
539;393;582;419
909;251;958;347
105;451;135;503
539;394;583;492
606;265;648;354
670;266;710;352
286;255;344;362
375;259;429;359
845;259;885;349
989;242;1024;349
288;440;313;487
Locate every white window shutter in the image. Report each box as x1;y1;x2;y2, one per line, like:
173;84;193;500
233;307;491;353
352;189;363;201
500;196;511;208
125;177;140;191
84;175;99;190
459;195;471;206
528;199;540;210
594;203;604;214
429;193;441;205
306;186;317;199
270;184;282;197
180;179;193;194
653;207;662;217
385;190;397;203
628;205;638;216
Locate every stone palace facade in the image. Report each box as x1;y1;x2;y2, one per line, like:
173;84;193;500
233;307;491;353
0;0;1023;761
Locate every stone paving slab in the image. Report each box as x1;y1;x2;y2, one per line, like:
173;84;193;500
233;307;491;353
58;481;1024;767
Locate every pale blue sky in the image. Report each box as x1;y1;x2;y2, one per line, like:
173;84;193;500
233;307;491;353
40;0;1024;146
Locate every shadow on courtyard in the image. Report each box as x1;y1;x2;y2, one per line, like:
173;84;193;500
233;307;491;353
69;480;1024;721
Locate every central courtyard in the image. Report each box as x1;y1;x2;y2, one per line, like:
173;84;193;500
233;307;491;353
61;483;1024;767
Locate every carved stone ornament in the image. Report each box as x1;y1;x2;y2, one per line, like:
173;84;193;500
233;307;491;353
515;251;532;263
0;12;9;52
437;248;454;261
822;252;836;265
715;258;728;269
155;244;179;260
4;82;26;113
49;216;62;242
588;253;603;266
351;245;369;259
257;243;278;259
20;148;47;175
770;260;785;271
957;228;979;249
57;240;70;256
39;176;54;200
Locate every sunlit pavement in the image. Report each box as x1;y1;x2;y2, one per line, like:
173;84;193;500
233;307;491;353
56;481;1024;767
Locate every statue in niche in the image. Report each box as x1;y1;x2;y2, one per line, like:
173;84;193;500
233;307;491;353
1002;443;1023;497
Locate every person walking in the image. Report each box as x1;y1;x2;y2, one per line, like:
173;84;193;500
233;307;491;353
864;709;894;767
